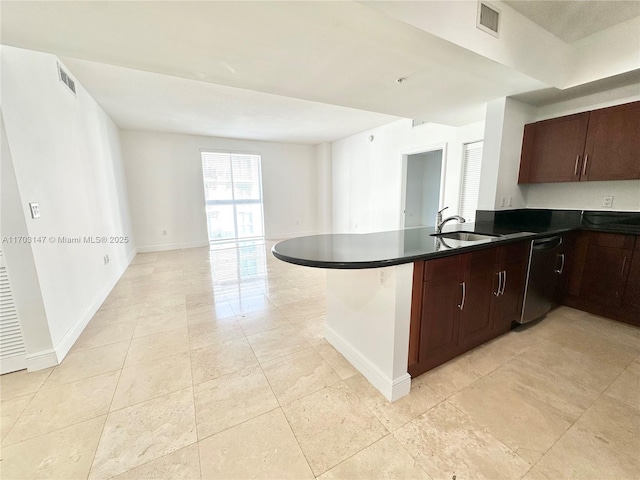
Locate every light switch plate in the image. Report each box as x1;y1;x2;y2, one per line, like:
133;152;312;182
29;202;40;219
603;196;614;208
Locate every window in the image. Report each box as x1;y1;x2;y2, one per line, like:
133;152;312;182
201;152;264;242
459;141;483;222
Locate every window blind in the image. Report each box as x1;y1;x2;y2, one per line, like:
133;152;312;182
201;152;264;242
459;141;483;222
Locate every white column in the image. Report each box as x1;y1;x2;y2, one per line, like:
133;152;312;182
325;263;414;401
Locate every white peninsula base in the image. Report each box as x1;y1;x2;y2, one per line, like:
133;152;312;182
325;263;415;401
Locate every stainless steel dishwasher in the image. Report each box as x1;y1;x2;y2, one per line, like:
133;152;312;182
519;235;564;324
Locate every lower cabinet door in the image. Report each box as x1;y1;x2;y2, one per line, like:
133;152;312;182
458;251;498;350
580;244;630;307
416;274;462;373
622;250;640;313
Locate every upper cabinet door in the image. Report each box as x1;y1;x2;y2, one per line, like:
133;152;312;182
518;113;589;184
582;101;640;181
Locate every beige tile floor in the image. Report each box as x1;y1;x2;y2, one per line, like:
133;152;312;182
1;240;639;479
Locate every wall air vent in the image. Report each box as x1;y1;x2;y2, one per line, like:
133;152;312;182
412;119;429;128
477;2;500;37
57;63;76;95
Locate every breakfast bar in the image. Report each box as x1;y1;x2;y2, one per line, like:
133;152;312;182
273;210;640;401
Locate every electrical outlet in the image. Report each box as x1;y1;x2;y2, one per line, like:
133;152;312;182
379;270;386;286
500;197;506;207
603;196;614;208
29;202;40;219
508;196;513;207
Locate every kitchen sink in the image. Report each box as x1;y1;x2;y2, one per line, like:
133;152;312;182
431;232;502;241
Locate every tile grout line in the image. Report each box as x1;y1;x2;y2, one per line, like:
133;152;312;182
249;306;318;476
186;298;204;480
86;307;141;480
522;355;639;479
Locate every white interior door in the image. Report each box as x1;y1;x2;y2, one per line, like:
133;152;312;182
0;249;27;374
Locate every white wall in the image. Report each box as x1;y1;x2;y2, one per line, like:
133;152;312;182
478;97;537;210
314;143;332;234
120;130;318;250
331;118;485;233
1;112;53;363
1;46;136;366
365;1;639;91
326;263;414;401
567;17;640;88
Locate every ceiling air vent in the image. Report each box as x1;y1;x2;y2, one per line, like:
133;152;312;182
57;63;76;95
477;2;500;37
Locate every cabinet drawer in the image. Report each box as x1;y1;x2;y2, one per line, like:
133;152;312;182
423;255;461;281
497;241;530;263
587;232;635;249
465;248;497;272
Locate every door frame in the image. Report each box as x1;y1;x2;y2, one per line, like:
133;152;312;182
399;143;448;230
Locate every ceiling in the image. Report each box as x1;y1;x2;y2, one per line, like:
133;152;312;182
60;57;400;144
1;1;638;144
0;1;545;136
504;0;640;43
512;69;640;107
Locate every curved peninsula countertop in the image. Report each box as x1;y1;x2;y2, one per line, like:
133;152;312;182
272;210;640;270
272;226;548;269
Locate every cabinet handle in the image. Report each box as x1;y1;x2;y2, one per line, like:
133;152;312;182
582;154;589;176
500;270;507;296
574;155;580;176
621;256;627;276
458;281;466;310
494;271;502;296
555;253;565;274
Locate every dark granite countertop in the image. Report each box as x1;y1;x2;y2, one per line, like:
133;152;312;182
272;209;640;269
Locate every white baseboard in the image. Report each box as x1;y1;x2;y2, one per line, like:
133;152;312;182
137;241;210;253
325;326;411;402
1;353;27;375
53;248;137;363
26;349;58;371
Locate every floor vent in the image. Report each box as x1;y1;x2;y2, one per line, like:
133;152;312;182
477;2;500;37
57;63;76;95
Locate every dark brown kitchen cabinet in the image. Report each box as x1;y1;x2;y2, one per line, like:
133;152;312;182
565;232;635;318
582;102;640;181
620;239;640;326
408;255;463;376
458;249;498;351
408;241;530;377
518;100;640;184
518;113;589;184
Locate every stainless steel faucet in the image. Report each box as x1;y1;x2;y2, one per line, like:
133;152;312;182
436;207;466;233
436;206;448;227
